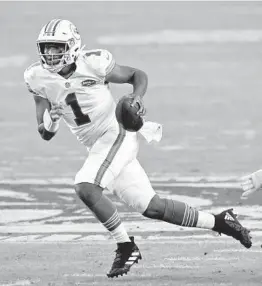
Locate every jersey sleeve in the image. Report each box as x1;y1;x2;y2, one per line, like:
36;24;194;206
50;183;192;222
83;49;116;78
24;64;47;98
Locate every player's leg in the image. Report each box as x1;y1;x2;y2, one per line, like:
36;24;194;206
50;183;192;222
144;194;215;229
75;182;140;278
75;182;130;243
75;125;141;278
114;159;252;249
144;195;252;248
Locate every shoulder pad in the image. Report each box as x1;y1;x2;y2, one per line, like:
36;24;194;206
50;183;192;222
24;62;45;97
24;61;41;82
82;49;115;77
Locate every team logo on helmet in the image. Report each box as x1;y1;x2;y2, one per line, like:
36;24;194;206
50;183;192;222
68;38;75;47
70;24;80;40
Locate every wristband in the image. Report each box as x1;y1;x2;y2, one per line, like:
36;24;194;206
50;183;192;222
43;109;60;133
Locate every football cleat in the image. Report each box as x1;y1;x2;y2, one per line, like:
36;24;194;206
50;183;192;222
107;236;142;278
212;208;252;248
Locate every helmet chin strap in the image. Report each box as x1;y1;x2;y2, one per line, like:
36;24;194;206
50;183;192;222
42;44;84;73
47;66;64;73
42;52;67;73
44;59;65;73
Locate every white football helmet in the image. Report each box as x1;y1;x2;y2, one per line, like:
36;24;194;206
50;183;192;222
37;19;82;73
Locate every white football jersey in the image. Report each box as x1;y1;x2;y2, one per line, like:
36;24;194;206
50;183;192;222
24;49;118;148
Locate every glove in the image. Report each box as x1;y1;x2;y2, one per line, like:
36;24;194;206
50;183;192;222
49;101;64;122
43;102;63;133
240;169;262;199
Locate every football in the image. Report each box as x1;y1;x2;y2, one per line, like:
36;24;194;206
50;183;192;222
115;96;144;132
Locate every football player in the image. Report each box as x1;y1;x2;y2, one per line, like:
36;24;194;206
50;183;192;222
24;19;252;278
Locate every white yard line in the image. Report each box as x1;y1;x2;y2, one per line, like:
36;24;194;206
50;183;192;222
0;175;244;188
0;219;260;234
0;280;40;286
0;232;262;244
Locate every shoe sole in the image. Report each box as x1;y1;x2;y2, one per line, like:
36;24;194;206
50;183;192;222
107;254;142;278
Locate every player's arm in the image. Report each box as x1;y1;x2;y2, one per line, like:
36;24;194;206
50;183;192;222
105;64;148;115
33;95;62;141
24;66;63;141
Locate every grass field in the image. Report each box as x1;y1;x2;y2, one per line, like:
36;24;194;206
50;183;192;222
1;240;262;286
0;2;262;285
0;182;261;285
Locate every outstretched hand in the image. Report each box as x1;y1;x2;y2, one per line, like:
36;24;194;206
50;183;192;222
240;169;262;199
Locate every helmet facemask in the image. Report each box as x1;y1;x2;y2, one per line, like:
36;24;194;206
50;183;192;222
37;41;73;73
37;20;82;73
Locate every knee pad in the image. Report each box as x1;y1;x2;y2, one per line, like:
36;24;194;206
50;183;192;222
75;182;103;208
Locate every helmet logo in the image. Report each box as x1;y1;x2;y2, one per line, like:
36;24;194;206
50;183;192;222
69;38;75;47
70;24;80;40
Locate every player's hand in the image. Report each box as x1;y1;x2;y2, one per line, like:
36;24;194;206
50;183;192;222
130;94;146;116
50;101;64;122
240;169;262;199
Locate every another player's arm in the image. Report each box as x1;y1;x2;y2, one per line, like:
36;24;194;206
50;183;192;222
33;95;57;141
105;64;148;115
241;169;262;198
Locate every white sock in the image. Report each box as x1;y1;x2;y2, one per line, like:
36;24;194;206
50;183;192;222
196;211;215;229
103;211;131;243
110;224;131;243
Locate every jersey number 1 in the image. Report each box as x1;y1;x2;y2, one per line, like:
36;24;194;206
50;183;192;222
65;93;91;126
